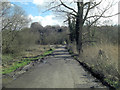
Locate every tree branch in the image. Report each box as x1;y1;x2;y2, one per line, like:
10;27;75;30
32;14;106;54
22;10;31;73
83;2;91;24
89;0;102;10
87;1;116;27
43;4;62;13
56;10;77;17
86;12;120;19
59;0;77;13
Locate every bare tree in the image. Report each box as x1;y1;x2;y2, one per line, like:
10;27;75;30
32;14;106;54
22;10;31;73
1;2;30;53
45;0;119;54
1;2;12;30
2;4;29;31
0;2;11;17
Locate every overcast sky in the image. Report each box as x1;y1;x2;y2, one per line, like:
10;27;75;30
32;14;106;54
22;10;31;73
8;0;120;27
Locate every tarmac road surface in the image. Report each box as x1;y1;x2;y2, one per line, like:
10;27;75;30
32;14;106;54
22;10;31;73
5;45;106;88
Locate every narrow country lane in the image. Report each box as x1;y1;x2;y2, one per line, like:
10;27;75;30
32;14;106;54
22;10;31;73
5;45;106;88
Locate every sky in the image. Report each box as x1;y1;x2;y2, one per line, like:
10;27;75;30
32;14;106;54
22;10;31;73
10;1;63;27
7;0;120;27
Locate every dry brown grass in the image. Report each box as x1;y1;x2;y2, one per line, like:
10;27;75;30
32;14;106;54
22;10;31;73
80;43;119;84
81;43;118;68
23;45;52;57
69;42;119;87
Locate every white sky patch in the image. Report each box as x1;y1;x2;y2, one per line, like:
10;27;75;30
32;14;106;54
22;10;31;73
10;3;14;7
28;14;63;27
33;0;44;5
33;0;49;5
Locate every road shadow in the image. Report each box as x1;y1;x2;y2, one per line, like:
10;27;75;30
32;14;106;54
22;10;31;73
54;50;68;52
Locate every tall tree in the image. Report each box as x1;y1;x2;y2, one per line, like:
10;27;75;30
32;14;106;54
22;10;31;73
46;0;119;54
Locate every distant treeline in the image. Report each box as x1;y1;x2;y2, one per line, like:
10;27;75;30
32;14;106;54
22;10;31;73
30;22;68;45
83;25;118;45
2;22;68;55
2;22;118;56
68;25;118;45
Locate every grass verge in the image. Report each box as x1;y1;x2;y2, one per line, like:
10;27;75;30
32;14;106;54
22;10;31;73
67;43;119;89
2;48;54;74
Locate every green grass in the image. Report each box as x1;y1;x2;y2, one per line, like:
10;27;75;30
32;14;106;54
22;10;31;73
104;78;120;88
2;48;54;74
2;60;31;74
43;49;54;56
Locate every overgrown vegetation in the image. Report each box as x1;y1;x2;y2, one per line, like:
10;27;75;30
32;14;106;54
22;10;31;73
1;2;67;75
67;25;119;88
2;48;54;74
30;23;68;45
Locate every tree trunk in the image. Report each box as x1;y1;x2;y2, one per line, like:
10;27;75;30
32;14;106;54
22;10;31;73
75;2;83;54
